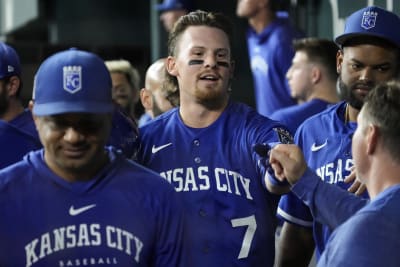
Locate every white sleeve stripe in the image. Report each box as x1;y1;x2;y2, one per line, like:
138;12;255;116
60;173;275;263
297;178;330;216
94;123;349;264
277;207;313;227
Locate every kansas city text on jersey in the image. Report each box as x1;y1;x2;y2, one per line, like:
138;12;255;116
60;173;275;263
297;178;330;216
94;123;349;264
25;223;143;267
315;158;353;184
160;166;253;200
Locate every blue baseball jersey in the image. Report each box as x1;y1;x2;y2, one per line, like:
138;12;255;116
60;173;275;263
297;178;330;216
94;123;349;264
137;101;293;267
109;106;139;159
0;148;185;267
318;184;400;267
277;101;368;256
0;109;42;169
9;109;40;140
270;98;334;134
138;112;152;127
246;14;304;117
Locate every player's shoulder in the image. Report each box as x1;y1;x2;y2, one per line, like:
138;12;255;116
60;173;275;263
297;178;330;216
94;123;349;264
271;16;304;41
270;103;305;123
226;102;279;129
297;102;344;132
229;102;293;145
361;184;400;223
140;107;177;134
0;155;35;193
229;101;277;123
114;155;176;194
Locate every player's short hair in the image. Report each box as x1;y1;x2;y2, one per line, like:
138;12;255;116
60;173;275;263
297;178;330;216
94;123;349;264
363;80;400;161
293;37;339;82
168;10;233;57
105;59;141;91
162;74;180;107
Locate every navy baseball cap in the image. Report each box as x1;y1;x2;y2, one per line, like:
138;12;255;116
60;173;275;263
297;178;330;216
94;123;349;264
33;48;113;116
335;6;400;48
156;0;194;12
0;42;21;79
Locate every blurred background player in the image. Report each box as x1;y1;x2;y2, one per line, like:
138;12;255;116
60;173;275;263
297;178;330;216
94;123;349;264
0;42;41;168
276;6;400;267
139;58;178;126
138;10;293;267
105;59;141;121
270;37;339;134
156;0;195;33
236;0;304;117
269;80;400;267
0;48;186;266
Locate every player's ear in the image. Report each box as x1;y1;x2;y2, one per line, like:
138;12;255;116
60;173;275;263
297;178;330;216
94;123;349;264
311;66;321;84
166;56;178;77
366;124;378;155
28;100;34;112
6;76;20;97
336;50;343;74
140;88;153;110
28;100;39;127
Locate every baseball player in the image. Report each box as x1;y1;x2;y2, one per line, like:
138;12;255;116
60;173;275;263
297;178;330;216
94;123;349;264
276;6;400;266
108;105;139;159
138;58;177;127
137;10;293;267
0;42;137;167
0;42;42;168
105;59;141;121
236;0;304;117
270;37;339;134
0;48;185;267
269;80;400;267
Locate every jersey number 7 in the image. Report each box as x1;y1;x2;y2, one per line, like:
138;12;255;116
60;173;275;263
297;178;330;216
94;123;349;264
231;214;257;259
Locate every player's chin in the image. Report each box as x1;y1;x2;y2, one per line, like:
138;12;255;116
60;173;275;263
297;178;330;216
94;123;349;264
62;157;96;172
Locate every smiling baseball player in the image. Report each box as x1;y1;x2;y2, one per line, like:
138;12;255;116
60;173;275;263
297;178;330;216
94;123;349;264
0;48;186;267
137;10;293;267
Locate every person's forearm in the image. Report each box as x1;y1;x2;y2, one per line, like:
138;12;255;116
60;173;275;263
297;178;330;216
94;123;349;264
290;168;368;229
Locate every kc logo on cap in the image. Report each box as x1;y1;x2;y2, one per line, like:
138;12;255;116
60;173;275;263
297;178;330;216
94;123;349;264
335;6;400;48
361;11;378;30
63;66;82;94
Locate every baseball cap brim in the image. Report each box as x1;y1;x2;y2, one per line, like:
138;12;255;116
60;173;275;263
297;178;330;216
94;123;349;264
33;101;114;116
335;32;400;47
156;1;192;12
156;4;183;11
156;3;173;11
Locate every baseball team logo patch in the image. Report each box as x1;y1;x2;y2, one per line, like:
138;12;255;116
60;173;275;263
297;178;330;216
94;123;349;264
63;66;82;93
273;127;293;144
361;11;377;30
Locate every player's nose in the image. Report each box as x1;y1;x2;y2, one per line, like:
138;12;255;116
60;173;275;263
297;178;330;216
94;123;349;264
204;54;217;69
63;127;85;143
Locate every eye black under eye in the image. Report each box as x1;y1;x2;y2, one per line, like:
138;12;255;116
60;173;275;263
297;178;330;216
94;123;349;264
189;59;204;65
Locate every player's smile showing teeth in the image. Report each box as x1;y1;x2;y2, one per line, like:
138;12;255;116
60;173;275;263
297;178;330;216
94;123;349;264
201;75;218;80
199;72;219;82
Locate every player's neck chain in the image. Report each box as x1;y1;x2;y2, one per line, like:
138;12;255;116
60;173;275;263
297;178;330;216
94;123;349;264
344;103;350;124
